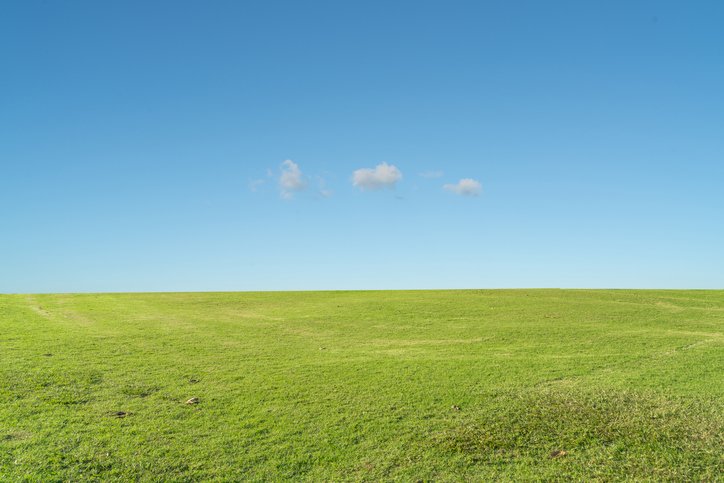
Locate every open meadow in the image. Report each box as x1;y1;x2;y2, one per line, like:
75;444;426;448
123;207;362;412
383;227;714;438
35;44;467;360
1;290;722;481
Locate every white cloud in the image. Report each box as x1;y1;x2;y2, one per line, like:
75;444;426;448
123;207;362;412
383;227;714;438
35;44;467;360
419;170;444;179
352;162;402;191
443;178;482;196
279;160;306;199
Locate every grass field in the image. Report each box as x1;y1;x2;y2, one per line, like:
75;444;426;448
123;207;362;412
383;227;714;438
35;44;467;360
1;290;722;481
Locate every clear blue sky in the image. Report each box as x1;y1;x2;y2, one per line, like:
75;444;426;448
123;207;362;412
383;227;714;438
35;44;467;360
2;1;723;293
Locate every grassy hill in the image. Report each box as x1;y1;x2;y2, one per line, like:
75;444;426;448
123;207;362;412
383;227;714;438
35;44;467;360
1;290;722;481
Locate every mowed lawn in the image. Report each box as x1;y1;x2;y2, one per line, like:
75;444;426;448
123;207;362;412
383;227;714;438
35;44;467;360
1;290;722;481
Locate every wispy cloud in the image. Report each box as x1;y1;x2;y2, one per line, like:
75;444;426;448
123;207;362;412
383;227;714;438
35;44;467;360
316;175;333;198
279;160;306;199
352;162;402;191
443;178;482;196
249;179;265;192
419;170;443;179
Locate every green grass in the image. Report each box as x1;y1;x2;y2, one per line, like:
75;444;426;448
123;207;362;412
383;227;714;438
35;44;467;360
1;289;722;481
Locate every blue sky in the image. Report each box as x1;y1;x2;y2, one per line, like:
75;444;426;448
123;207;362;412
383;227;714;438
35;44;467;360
2;1;723;292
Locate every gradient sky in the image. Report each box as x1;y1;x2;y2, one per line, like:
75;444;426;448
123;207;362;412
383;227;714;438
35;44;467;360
2;1;723;293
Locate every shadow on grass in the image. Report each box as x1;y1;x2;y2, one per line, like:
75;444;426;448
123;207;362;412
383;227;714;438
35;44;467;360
436;386;722;480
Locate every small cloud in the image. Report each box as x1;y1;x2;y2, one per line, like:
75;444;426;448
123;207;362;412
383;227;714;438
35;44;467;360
352;162;402;191
443;178;482;196
419;170;443;179
316;176;333;198
279;160;306;199
249;179;265;192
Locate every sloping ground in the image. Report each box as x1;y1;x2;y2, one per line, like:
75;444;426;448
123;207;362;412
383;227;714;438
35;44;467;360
0;290;722;480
